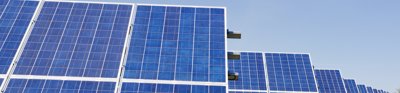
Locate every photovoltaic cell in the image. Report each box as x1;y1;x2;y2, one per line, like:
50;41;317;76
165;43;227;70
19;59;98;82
314;70;346;93
357;85;368;93
5;79;115;93
13;1;132;78
228;52;267;91
121;82;226;93
373;89;378;93
0;0;38;74
367;87;373;93
229;92;267;93
124;5;226;82
265;53;318;92
344;79;359;93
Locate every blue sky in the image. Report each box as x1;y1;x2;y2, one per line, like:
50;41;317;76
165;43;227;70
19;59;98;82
81;0;399;92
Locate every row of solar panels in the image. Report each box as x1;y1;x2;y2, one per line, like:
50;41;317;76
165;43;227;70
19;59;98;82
226;52;389;93
1;0;228;92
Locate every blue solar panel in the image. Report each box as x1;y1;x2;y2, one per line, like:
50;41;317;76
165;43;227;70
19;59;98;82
5;79;115;93
344;79;359;93
314;70;346;93
229;91;267;93
367;87;373;93
373;89;378;93
228;52;267;91
124;5;226;82
265;53;318;92
0;0;38;74
13;1;132;77
357;85;368;93
121;82;226;93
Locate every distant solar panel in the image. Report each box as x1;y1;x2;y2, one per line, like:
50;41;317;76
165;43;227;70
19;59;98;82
123;5;226;82
344;79;359;93
228;52;267;91
314;70;346;93
357;85;368;93
0;0;38;74
5;79;115;93
373;89;378;93
229;91;267;93
121;82;226;93
13;1;132;78
367;87;373;93
265;53;318;92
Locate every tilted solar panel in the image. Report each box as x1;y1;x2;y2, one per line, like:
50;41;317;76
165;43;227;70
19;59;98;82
229;91;267;93
121;82;225;93
357;85;368;93
344;79;359;93
13;1;132;78
367;87;374;93
265;53;318;92
0;0;38;74
315;70;347;93
123;5;226;82
5;79;115;93
228;52;267;92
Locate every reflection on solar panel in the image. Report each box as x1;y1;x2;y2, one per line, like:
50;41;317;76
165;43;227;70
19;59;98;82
13;1;132;78
314;70;346;93
344;79;359;93
265;53;318;92
357;85;368;93
5;79;115;93
366;87;373;93
121;82;225;93
228;52;267;92
0;0;38;74
123;5;226;82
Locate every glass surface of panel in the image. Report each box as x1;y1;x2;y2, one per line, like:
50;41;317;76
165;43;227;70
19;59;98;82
229;92;267;93
121;82;226;93
344;79;359;93
265;53;318;92
124;5;226;82
314;70;346;93
357;85;368;93
228;52;267;90
0;0;38;74
366;87;374;93
5;79;115;93
13;1;132;78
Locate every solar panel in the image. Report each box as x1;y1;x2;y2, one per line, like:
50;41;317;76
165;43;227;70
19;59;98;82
357;85;368;93
13;1;132;78
265;53;318;92
229;91;267;93
0;0;38;74
5;79;115;93
314;69;347;93
344;79;359;93
367;87;373;93
373;89;378;93
228;52;267;92
121;82;226;93
123;5;226;82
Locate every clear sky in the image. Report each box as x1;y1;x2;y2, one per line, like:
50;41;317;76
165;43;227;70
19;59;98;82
77;0;400;92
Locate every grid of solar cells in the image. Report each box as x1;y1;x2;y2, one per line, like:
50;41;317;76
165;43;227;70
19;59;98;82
344;79;359;93
229;91;267;93
0;0;38;74
373;89;378;93
13;1;132;77
121;82;225;93
357;85;368;93
367;87;373;93
314;70;346;93
265;53;318;92
5;79;115;93
124;5;226;82
228;52;267;90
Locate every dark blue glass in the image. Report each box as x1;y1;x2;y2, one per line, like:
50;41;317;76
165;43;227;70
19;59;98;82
344;79;360;93
315;70;347;93
228;52;267;91
121;82;226;93
0;0;38;74
13;2;132;78
357;85;368;93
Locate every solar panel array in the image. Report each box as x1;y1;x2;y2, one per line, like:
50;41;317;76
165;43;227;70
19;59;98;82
357;85;368;93
0;0;38;74
314;70;347;93
265;53;318;92
344;79;359;93
228;52;267;92
121;82;226;93
229;92;267;93
367;87;374;93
